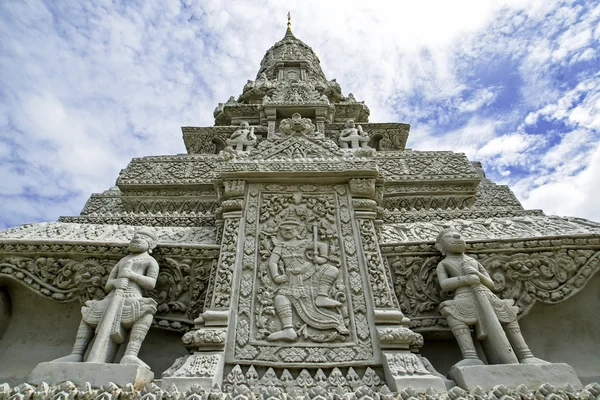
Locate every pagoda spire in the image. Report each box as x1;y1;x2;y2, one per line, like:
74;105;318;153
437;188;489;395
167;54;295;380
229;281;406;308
284;12;295;39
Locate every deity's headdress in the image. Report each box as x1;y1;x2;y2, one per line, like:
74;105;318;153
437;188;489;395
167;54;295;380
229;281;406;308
435;227;458;254
134;229;158;253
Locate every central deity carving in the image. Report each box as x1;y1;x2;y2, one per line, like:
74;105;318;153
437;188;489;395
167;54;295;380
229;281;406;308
255;193;350;344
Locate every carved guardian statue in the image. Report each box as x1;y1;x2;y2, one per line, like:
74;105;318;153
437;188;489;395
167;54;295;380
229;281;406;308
53;230;160;369
435;228;546;368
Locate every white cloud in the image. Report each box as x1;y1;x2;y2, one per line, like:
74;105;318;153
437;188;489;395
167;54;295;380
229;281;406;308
1;0;599;229
522;144;600;221
458;88;498;113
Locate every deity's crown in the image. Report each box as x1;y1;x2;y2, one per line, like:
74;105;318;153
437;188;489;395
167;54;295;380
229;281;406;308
134;229;158;250
279;216;302;226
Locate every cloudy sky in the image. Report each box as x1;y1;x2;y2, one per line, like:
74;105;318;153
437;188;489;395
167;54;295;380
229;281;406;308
0;0;599;229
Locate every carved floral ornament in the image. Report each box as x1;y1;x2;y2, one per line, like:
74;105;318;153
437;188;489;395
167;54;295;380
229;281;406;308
3;375;600;399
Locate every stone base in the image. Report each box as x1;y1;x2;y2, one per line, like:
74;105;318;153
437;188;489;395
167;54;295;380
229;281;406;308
381;351;448;392
161;377;220;393
28;362;154;389
160;352;224;392
448;363;582;391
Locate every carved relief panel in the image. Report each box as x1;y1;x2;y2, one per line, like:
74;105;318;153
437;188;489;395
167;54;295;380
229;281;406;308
228;184;378;367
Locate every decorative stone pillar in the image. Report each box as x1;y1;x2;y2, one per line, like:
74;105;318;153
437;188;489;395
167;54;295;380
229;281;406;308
265;108;277;138
349;178;448;391
315;108;328;134
162;180;246;392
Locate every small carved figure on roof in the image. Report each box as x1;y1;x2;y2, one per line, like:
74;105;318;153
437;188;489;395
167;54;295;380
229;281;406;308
226;121;257;152
339;119;370;149
435;228;547;368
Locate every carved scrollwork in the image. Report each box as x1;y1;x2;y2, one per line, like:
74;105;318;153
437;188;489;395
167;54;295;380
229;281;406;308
0;256;112;302
181;328;227;350
357;219;397;309
474;249;600;309
377;326;424;349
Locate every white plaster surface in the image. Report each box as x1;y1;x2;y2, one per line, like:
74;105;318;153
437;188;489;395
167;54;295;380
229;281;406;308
519;273;600;385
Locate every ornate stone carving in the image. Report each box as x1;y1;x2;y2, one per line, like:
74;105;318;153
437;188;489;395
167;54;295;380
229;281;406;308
58;214;217;228
356;219;398;309
230;184;376;367
80;192;125;215
473;181;524;209
435;228;547;367
226;122;258;152
162;354;221;378
51;230;160;368
374;151;480;182
207;217;241;310
383;207;543;224
3;380;599;399
339;119;370;150
377;326;423;349
0;222;218;245
183;126;268;155
116;156;221;186
224;180;246;200
380;215;600;244
381;195;475;212
349;178;376;199
222;366;385;395
182;328;227;350
274;113;319;139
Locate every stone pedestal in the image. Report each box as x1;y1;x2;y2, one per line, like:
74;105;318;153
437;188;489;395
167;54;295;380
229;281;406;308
28;362;154;389
449;363;582;391
381;351;449;392
160;352;225;392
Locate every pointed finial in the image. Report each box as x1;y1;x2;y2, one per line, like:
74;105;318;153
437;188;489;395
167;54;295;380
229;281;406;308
287;12;291;32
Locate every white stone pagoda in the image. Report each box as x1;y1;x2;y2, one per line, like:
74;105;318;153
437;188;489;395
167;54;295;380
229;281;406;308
1;18;599;399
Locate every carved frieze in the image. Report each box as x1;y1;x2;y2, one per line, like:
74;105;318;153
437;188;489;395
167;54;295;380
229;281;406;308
383;208;544;224
229;184;377;367
0;223;218;245
473;181;525;209
80;193;125;215
120;198;218;215
116;156;221;186
381;195;475;211
374;151;480;182
3;379;600;399
222;365;385;395
380;215;600;244
58;214;216;228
